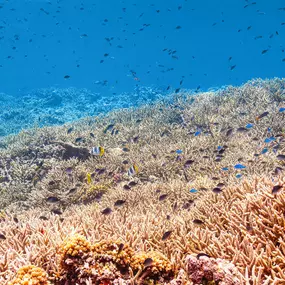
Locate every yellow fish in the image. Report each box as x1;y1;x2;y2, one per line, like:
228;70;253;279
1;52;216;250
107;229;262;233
128;164;139;176
90;146;105;157
87;173;92;184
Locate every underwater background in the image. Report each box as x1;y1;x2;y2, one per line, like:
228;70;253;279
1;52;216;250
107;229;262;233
1;1;285;285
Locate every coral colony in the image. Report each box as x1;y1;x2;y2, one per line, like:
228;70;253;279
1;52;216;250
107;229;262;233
1;78;285;284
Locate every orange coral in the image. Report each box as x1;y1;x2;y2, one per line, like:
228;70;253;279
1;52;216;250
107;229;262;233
8;265;51;285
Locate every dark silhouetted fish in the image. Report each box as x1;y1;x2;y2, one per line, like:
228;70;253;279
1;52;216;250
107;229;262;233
114;200;126;207
46;196;60;203
197;253;210;259
143;258;153;267
159;194;168;201
162;230;173;241
102;207;112;215
272;185;283;194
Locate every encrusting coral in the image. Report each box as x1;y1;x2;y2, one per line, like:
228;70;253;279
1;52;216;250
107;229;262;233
7;265;51;285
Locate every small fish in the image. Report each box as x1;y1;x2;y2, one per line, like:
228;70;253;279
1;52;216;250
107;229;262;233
264;137;276;143
197;253;210;259
128;164;139;176
86;173;92;184
279;107;285;113
256;111;269;120
159;194;168;201
128;181;137;187
176;149;183;154
64;75;70;79
66;167;73;174
90;146;105;157
103;124;115;133
90;132;95;138
274;167;283;175
101;207;112;215
226;128;233;137
189;188;198;193
194;130;201;136
234;164;246;169
193;219;204;224
117;243;124;254
236;127;248;133
184;160;194;168
39;216;49;221
162;230;172;241
122;147;130;152
261;148;268;154
46;196;60;203
0;233;6;240
143;258;153;267
75;137;83;143
51;209;62;215
261;49;269;54
13;217;19;223
277;154;285;160
272;185;282;194
114;200;126;207
246;123;254;129
212;187;223;193
236;173;242;178
123;184;131;190
222;167;229;171
67;127;73;134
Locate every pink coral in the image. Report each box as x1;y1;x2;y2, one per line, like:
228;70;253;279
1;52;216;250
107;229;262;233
185;254;242;285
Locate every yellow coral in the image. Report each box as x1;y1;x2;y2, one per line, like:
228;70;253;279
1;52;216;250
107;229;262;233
60;234;91;258
8;265;50;285
92;240;134;267
131;251;175;278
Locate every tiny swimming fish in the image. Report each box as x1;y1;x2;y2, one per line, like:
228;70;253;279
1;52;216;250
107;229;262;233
176;149;183;154
256;111;269;120
221;167;229;171
246;123;254;129
103;124;115;133
46;196;60;203
86;173;92;184
128;164;139;176
236;173;242;178
261;148;268;154
189;188;198;193
264;137;275;143
162;230;172;241
234;164;246;169
277;154;285;160
101;207;112;215
143;258;153;267
279;107;285;113
194;130;201;136
272;185;282;194
90;146;105;157
197;253;210;259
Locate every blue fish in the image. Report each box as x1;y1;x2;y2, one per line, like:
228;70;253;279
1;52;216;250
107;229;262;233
236;173;242;178
194;130;201;136
234;164;246;169
279;107;285;113
189;188;198;193
261;148;268;154
217;145;223;150
246;123;254;129
176;149;183;154
222;167;229;171
267;127;272;132
264;137;275;143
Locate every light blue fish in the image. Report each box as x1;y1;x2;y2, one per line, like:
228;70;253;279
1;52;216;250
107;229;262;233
176;149;183;154
234;164;246;169
194;130;201;136
217;145;223;150
261;148;268;154
236;173;242;178
264;137;275;143
246;123;254;129
189;188;198;193
222;167;229;171
279;107;285;113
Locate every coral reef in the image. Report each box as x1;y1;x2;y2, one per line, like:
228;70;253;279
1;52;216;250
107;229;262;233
1;78;285;284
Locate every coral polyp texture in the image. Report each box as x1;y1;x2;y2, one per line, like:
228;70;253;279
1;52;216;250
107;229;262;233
1;78;285;284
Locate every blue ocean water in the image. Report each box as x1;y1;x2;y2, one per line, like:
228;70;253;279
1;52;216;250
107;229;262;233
0;0;284;133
